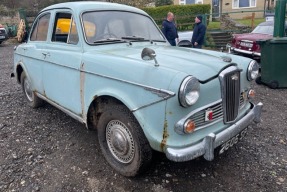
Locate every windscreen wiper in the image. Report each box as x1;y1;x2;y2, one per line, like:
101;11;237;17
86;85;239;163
94;38;126;43
121;36;147;40
149;39;166;42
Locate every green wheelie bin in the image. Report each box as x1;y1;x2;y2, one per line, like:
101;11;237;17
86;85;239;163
256;37;287;89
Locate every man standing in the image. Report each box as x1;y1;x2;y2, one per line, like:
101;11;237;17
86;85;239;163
162;12;178;46
191;15;206;49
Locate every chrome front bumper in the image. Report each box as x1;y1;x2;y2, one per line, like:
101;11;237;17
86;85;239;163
165;102;263;162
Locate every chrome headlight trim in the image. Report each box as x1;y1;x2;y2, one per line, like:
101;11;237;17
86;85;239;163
179;76;200;107
247;60;259;81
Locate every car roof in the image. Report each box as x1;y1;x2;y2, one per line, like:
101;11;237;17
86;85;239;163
259;21;287;26
40;1;147;16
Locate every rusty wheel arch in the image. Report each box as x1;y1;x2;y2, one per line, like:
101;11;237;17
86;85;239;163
86;96;125;130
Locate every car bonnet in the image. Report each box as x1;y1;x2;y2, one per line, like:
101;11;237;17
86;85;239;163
92;45;237;81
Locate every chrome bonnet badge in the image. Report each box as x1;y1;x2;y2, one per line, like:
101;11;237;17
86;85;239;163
231;74;239;81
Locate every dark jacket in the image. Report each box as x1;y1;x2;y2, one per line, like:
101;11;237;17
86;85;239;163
191;22;206;45
161;19;178;40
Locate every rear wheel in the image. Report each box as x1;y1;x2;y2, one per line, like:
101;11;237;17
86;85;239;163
97;105;152;177
21;72;43;108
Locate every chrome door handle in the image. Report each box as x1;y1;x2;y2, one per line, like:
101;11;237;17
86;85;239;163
42;52;50;57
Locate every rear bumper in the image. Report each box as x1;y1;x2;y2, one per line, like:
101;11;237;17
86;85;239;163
230;46;261;57
165;102;263;162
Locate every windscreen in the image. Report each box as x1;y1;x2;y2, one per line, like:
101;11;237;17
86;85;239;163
252;24;273;35
82;11;165;44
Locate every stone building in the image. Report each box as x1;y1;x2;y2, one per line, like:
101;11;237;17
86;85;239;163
173;0;275;19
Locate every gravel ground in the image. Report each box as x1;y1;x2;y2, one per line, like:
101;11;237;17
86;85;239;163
1;43;287;192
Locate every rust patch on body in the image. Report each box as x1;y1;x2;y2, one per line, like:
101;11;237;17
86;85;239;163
80;62;86;123
160;119;169;151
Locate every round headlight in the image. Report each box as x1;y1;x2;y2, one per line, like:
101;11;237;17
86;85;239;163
179;76;200;107
247;60;259;81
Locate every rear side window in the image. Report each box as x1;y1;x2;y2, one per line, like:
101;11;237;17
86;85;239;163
30;14;51;41
52;12;79;44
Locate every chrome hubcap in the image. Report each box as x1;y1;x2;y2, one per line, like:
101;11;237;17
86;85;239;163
24;77;33;102
106;120;135;163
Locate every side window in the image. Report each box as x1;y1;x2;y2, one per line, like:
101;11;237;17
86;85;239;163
30;14;50;41
52;12;79;44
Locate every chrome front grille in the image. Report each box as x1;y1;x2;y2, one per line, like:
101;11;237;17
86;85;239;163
239;92;245;108
175;88;245;134
175;66;244;135
189;101;223;130
219;66;241;123
188;92;244;130
0;30;5;35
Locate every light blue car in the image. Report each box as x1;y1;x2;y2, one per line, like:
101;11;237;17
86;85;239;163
12;2;263;177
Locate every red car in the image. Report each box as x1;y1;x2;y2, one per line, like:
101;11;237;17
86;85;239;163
229;21;286;58
0;24;8;44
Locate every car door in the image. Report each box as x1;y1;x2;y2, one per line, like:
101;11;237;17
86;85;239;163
42;10;83;117
19;13;51;95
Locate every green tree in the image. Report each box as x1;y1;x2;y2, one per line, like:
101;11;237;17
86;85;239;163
155;0;173;7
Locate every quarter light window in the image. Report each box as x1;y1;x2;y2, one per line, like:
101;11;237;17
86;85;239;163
30;14;50;41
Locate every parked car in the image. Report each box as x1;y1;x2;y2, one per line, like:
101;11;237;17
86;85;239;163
12;2;262;177
177;31;193;47
229;21;287;58
0;24;8;44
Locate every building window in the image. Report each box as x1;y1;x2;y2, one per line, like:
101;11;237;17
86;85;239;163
233;0;256;8
180;0;186;4
196;0;203;4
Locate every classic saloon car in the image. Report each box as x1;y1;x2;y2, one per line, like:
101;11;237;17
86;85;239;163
13;2;263;176
229;21;287;58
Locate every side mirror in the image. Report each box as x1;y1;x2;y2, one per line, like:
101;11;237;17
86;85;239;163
141;47;158;66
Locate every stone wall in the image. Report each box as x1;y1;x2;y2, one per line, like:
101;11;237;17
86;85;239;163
220;14;251;33
0;14;20;26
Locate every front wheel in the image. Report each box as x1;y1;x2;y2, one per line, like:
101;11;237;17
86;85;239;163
97;105;152;177
20;72;43;108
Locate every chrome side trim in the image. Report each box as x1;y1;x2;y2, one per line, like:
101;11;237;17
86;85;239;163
82;69;176;99
131;93;174;112
36;93;85;124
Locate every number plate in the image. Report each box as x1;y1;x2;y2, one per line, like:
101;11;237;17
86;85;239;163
218;128;248;155
0;35;5;39
240;42;253;48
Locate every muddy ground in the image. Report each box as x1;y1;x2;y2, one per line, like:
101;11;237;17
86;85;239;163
0;43;287;192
